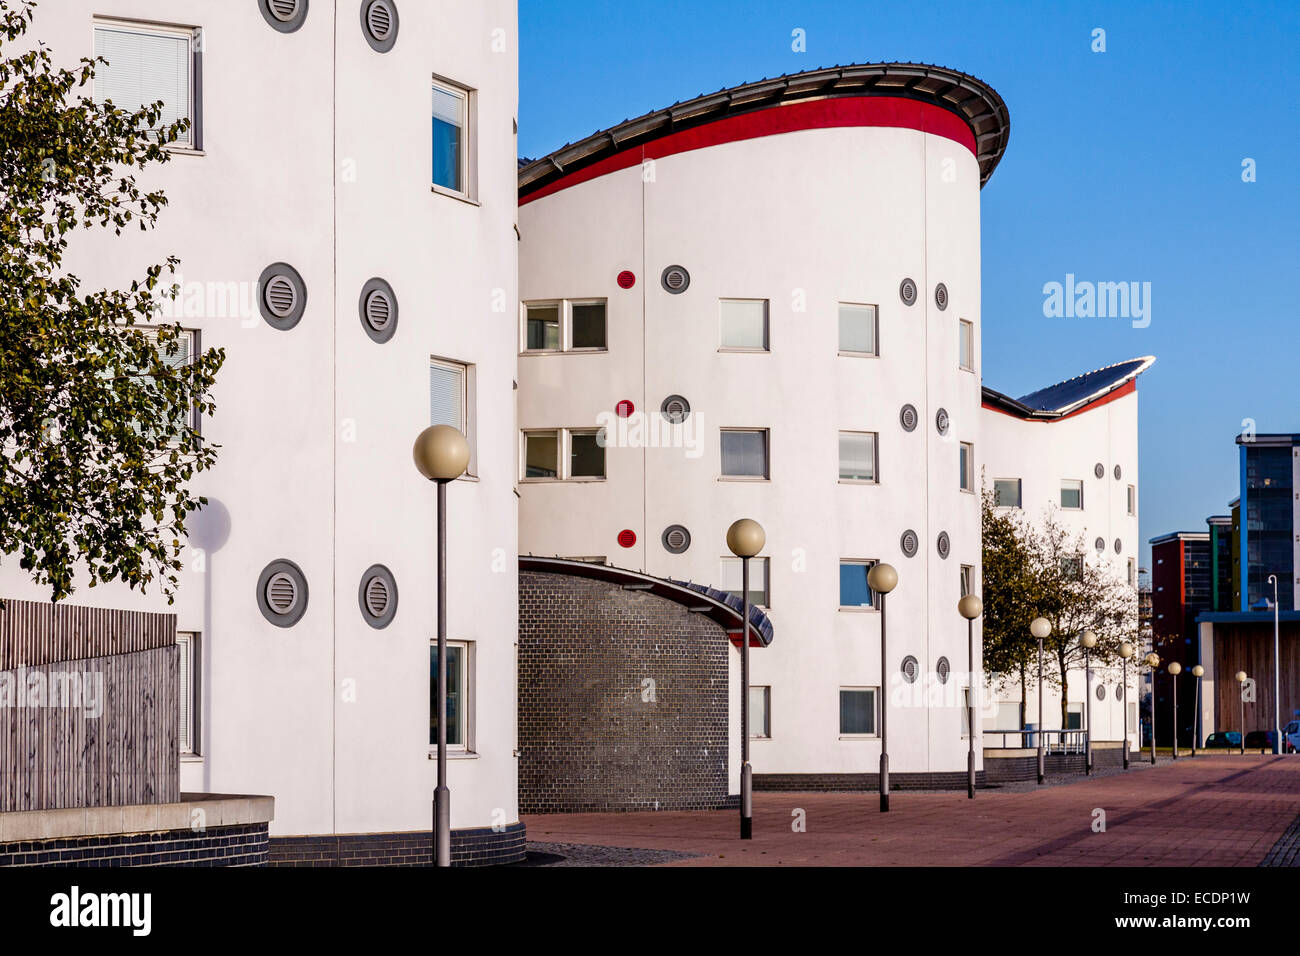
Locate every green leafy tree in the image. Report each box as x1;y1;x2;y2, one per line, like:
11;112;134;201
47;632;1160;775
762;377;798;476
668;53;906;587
979;485;1041;722
0;0;223;602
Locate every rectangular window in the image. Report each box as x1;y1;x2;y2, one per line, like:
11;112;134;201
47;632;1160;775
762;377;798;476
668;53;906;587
523;430;559;478
94;21;198;149
993;478;1022;508
958;319;974;370
430;358;475;476
569;429;605;478
138;328;198;437
1060;479;1084;510
525;303;560;350
570;301;607;349
432;81;469;195
719;299;769;350
719;556;769;607
1060;556;1083;580
839;688;878;736
961;565;974;597
838;431;877;482
177;632;199;755
1066;704;1083;730
1128;558;1137;587
1127;484;1136;516
429;641;470;750
523;299;607;352
839;560;876;609
750;686;771;739
959;442;974;492
721;429;768;478
838;303;878;355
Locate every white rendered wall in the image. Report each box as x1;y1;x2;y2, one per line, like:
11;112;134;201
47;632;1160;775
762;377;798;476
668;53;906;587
4;0;520;837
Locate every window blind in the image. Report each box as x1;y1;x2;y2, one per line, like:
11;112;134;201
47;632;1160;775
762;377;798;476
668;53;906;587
177;633;193;754
429;362;464;430
94;26;191;141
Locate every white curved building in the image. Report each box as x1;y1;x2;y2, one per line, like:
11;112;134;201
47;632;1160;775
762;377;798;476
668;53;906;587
517;64;1012;786
3;0;523;863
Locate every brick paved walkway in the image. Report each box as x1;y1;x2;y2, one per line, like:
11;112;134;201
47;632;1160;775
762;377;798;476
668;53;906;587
521;754;1300;866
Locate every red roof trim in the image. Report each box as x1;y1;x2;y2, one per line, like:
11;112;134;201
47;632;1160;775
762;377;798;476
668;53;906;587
520;96;977;206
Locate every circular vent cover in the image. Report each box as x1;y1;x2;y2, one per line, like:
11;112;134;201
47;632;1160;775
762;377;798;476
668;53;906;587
934;282;949;310
358;564;398;628
661;265;690;294
359;277;398;343
660;394;691;424
662;525;691;554
617;270;636;289
1094;462;1105;479
936;531;951;559
1095;684;1106;701
615;399;635;418
899;278;917;306
258;262;307;330
1095;537;1106;552
936;656;951;684
899;404;918;432
361;0;399;51
901;655;920;684
1114;538;1123;554
257;559;309;627
617;529;637;549
1115;684;1124;700
900;530;919;557
935;408;950;435
1114;464;1122;480
260;0;308;32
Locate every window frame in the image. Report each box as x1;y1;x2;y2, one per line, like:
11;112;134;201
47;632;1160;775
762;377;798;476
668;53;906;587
519;427;607;482
431;76;475;201
521;298;608;354
177;631;200;756
1060;478;1085;511
718;298;770;352
838;687;879;738
1127;484;1137;516
720;427;770;480
429;356;476;478
837;430;879;484
92;18;202;152
958;318;975;371
522;300;562;353
749;685;771;739
959;441;975;493
1060;555;1083;581
960;564;974;597
567;427;606;480
993;478;1023;509
521;429;561;480
838;559;878;611
719;555;770;608
429;639;474;754
837;302;879;357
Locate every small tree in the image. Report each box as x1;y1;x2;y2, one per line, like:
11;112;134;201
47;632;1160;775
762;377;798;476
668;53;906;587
980;486;1041;722
0;1;224;602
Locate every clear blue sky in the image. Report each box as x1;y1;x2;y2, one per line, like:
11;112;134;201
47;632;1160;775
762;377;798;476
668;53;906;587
519;0;1300;570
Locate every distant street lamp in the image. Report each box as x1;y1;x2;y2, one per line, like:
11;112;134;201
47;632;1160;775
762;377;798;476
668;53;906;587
1269;574;1281;755
1030;617;1052;785
1167;661;1182;759
726;517;765;840
1120;641;1135;769
868;562;899;812
412;424;471;868
1080;630;1098;774
1236;670;1249;755
1145;652;1160;765
1191;664;1205;756
958;594;983;799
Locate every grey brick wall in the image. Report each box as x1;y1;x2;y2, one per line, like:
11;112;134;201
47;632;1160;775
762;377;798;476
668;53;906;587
518;570;731;813
0;823;268;866
269;822;526;867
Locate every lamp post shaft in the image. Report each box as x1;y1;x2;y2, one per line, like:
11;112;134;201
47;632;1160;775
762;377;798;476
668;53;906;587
1171;672;1179;760
1240;690;1246;755
434;479;451;868
1036;637;1044;785
740;557;752;839
880;591;889;812
1150;665;1157;765
1193;677;1200;757
1122;657;1129;769
967;618;976;799
1084;649;1092;775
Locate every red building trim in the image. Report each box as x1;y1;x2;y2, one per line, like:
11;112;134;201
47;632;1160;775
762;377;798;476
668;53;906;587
981;379;1137;423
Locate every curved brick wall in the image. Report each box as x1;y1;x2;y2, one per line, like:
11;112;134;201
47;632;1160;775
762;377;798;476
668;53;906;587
519;570;731;813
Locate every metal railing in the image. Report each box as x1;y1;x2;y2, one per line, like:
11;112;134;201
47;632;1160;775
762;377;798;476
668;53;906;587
984;729;1088;754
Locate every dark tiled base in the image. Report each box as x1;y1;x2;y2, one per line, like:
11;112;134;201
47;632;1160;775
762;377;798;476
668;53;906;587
0;823;268;867
1261;812;1300;867
754;771;988;792
269;821;526;867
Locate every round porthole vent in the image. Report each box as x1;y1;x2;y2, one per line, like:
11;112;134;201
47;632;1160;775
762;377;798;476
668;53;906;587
936;656;951;684
899;404;918;432
617;529;637;549
662;525;691;554
1094;462;1105;479
900;530;919;557
901;655;920;684
1115;684;1124;701
1114;464;1122;480
258;262;307;330
936;408;950;436
358;564;398;629
899;277;917;306
257;559;309;627
359;277;398;343
934;282;949;311
260;0;308;32
661;265;690;294
1095;537;1106;552
361;0;399;52
1096;684;1107;701
660;394;691;424
1114;538;1123;555
936;531;951;559
617;270;636;289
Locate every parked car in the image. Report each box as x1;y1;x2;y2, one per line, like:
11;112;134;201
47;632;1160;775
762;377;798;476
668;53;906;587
1245;730;1277;752
1204;731;1241;748
1283;721;1300;753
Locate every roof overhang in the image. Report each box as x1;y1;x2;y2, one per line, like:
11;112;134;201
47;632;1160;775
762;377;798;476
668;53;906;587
983;356;1154;422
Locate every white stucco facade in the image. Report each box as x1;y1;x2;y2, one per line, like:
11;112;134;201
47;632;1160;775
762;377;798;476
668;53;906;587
3;0;521;840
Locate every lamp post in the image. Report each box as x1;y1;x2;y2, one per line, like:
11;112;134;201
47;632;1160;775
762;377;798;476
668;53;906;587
1236;670;1248;755
1191;664;1204;756
1269;574;1281;755
958;594;983;799
726;518;765;839
1030;617;1052;785
1145;652;1160;765
868;562;899;812
412;424;471;868
1167;661;1182;759
1080;630;1097;774
1120;641;1134;769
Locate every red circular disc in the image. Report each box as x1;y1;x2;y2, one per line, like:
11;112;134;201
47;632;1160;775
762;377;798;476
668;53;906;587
617;529;637;548
617;270;636;289
615;399;635;418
